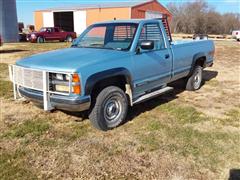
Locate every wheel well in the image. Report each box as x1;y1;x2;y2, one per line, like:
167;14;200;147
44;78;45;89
195;57;206;67
91;76;127;97
66;34;72;38
38;36;44;39
188;56;206;76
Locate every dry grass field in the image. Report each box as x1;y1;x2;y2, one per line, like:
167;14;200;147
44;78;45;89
0;40;239;179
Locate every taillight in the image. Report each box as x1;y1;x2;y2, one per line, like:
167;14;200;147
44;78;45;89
72;74;81;94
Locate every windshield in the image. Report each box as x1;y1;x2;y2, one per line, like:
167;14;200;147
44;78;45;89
73;23;138;51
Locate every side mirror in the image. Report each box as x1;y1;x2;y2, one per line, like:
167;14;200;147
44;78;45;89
140;40;154;50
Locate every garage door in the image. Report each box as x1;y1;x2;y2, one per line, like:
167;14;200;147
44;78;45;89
146;11;163;19
54;12;74;32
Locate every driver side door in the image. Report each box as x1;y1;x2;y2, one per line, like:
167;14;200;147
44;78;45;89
44;28;54;40
133;23;172;97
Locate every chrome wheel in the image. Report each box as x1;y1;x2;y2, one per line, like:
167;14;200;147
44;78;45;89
67;36;73;42
89;86;128;131
193;68;202;89
37;37;44;43
103;97;122;123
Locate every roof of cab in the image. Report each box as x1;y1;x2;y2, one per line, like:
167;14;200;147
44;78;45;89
93;19;159;25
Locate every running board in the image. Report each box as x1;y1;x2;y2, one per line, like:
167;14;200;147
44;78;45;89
133;86;173;105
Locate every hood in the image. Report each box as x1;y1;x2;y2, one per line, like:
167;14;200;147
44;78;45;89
16;47;129;72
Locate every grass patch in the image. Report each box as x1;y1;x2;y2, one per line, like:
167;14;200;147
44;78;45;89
38;139;59;147
53;123;90;142
0;80;13;99
0;149;36;180
0;63;9;79
0;63;13;99
205;79;220;87
138;122;238;170
138;133;160;152
226;108;240;122
219;108;240;127
147;120;164;131
135;103;239;171
3;119;50;139
158;103;206;124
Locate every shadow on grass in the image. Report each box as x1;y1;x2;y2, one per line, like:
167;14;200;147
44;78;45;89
202;70;218;82
229;169;240;180
127;70;218;121
62;70;218;122
0;49;28;54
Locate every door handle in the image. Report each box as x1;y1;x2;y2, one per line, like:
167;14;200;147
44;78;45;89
165;54;170;59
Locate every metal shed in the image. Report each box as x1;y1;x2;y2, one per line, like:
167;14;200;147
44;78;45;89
0;0;19;42
34;0;172;35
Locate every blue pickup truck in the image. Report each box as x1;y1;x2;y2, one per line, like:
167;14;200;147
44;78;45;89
9;19;215;131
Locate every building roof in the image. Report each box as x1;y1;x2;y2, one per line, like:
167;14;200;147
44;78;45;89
94;19;144;24
36;0;154;11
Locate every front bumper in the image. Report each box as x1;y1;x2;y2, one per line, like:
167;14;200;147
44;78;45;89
19;87;91;112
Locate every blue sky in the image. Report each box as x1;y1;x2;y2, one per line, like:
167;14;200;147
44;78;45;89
16;0;240;25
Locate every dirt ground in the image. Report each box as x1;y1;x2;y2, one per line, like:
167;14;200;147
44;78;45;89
0;40;239;179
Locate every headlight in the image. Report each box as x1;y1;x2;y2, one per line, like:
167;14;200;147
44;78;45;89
55;85;69;92
50;73;81;94
56;74;64;80
50;73;69;93
31;34;36;38
65;75;70;81
54;73;69;81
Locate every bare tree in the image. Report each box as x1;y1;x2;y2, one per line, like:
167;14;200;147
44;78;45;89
167;0;240;34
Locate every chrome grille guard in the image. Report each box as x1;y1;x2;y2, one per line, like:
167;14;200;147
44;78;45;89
9;64;74;111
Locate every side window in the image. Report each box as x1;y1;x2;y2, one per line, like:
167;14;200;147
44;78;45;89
46;28;52;33
139;23;165;50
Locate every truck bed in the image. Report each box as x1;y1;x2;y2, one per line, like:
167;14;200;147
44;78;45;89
170;39;215;81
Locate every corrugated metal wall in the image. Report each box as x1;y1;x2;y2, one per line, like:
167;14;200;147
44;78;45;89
0;0;19;42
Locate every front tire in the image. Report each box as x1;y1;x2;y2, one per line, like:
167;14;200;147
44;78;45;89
89;86;128;131
186;65;203;91
37;36;45;43
66;35;73;42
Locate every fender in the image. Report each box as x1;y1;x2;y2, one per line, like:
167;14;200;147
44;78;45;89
189;52;206;75
85;68;133;96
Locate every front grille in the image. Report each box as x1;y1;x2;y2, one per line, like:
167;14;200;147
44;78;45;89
13;66;44;90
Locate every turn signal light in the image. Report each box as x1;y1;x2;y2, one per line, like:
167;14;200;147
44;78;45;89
72;74;81;94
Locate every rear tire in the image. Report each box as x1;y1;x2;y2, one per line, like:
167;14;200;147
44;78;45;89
186;65;203;91
89;86;128;131
37;36;44;43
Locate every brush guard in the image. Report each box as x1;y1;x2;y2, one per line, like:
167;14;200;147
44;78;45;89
8;65;73;111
